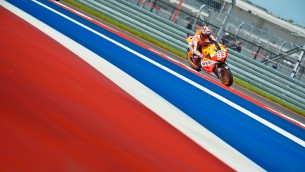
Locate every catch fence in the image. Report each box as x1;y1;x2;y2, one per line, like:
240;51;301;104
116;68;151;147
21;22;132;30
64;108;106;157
127;0;305;82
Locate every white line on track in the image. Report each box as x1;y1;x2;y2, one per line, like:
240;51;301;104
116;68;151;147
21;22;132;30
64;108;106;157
1;0;265;171
33;0;305;148
55;0;305;130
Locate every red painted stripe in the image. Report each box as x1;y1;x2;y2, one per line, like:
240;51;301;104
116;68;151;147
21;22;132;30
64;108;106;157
50;0;305;128
0;7;233;171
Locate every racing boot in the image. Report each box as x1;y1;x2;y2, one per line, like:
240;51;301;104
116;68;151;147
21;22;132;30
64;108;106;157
188;52;199;66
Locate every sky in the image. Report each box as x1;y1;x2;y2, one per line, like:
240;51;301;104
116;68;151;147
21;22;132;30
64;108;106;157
248;0;305;27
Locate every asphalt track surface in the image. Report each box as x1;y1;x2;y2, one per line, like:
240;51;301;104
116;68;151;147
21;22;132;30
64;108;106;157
57;0;305;125
1;0;305;171
0;5;233;171
91;12;305;125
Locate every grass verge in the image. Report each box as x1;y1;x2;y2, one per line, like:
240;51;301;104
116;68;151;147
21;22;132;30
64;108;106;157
61;0;305;117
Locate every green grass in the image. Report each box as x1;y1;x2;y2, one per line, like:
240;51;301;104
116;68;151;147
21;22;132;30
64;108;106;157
61;0;305;117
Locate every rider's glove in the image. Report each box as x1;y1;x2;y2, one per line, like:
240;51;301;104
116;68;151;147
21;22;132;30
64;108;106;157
216;46;221;51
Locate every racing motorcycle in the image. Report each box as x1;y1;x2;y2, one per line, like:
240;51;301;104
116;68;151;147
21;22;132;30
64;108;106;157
186;36;233;86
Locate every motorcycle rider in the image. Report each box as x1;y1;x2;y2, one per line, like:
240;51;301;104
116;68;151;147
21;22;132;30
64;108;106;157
187;26;221;60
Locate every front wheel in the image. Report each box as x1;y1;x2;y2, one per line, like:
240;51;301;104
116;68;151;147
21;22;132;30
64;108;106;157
217;63;233;86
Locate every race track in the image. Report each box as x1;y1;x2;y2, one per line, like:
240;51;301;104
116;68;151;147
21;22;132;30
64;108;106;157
1;0;305;171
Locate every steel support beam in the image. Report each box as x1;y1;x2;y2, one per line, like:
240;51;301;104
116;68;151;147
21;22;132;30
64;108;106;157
216;0;235;41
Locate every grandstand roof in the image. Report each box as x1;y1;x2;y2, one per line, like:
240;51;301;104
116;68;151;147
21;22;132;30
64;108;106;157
224;0;305;38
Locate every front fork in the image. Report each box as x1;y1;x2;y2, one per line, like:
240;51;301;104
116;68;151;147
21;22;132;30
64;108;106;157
214;63;229;78
212;64;219;78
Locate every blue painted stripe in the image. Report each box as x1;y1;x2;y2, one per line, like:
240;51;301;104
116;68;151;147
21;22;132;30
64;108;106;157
6;0;305;171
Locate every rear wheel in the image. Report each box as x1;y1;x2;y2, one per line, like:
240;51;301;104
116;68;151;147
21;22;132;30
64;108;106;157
186;49;201;71
217;63;233;86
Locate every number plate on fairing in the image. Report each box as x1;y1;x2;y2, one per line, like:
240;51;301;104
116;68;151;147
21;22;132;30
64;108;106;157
213;50;227;61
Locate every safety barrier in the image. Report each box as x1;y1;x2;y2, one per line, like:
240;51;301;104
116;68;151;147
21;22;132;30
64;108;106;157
74;0;305;110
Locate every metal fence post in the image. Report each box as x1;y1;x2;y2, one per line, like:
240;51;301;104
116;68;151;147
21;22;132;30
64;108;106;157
235;22;244;35
172;0;183;22
191;4;206;30
150;0;157;12
254;45;261;59
216;0;235;41
291;44;305;78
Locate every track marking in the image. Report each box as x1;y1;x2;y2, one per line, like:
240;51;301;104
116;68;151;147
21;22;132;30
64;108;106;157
52;0;305;129
1;0;265;171
31;0;305;148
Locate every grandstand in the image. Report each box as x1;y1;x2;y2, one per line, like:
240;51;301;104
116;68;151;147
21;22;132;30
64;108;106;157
129;0;305;80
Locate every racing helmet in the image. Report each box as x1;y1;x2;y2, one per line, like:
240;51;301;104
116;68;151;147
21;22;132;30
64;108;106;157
200;26;211;39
